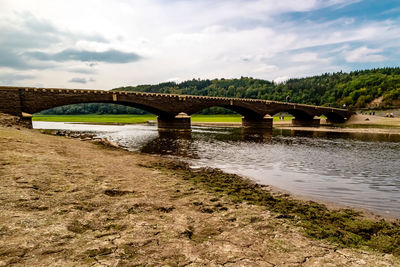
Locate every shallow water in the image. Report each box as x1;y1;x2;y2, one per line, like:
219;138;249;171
33;121;400;218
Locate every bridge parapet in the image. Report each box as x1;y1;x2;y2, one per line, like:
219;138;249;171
0;86;354;130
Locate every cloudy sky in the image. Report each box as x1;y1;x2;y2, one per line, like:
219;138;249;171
0;0;399;89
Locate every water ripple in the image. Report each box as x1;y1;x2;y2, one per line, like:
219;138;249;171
33;121;400;218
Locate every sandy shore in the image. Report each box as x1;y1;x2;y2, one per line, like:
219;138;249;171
0;120;399;266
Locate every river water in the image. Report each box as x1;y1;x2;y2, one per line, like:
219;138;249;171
33;121;400;218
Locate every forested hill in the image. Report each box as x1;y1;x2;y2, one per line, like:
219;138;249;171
116;68;400;108
40;68;400;115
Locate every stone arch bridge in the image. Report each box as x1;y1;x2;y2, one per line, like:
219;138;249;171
0;86;353;130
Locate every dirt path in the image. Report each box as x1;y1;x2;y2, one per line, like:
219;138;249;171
0;126;398;266
345;114;400;126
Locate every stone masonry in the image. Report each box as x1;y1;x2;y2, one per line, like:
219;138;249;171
0;86;354;130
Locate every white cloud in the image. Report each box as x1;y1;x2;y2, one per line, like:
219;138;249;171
254;64;278;73
0;0;398;88
291;52;331;63
274;76;290;84
344;46;386;63
166;77;180;83
325;0;362;8
75;41;111;52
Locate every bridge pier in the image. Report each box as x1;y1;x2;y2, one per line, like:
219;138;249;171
242;116;273;130
20;113;33;128
292;118;320;127
325;117;346;124
157;112;191;132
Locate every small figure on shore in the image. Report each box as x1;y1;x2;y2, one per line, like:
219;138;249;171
390;112;394;118
373;111;375;115
342;103;346;109
286;95;290;103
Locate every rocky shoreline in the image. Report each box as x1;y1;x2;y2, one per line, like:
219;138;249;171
38;129;122;149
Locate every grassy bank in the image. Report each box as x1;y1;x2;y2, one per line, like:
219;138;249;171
33;114;293;123
32;114;157;124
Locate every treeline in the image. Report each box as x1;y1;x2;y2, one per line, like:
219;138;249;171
39;103;147;115
40;67;400;115
117;68;400;108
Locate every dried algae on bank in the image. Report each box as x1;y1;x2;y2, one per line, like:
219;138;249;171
0;119;399;266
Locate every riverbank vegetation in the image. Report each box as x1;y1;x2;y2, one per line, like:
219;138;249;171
38;67;400;116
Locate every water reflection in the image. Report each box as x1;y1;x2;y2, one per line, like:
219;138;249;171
277;128;400;142
33;121;400;217
241;128;272;142
139;129;273;156
140;131;197;157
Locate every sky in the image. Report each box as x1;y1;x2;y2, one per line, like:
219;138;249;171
0;0;399;89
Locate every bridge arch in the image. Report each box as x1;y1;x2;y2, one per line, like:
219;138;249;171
0;87;354;131
184;103;266;119
32;101;170;118
322;111;347;123
18;89;175;117
268;108;315;120
267;105;349;125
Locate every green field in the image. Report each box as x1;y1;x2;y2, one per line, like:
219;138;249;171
33;114;157;124
33;114;293;123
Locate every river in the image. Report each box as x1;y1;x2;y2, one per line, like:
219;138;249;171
33;121;400;218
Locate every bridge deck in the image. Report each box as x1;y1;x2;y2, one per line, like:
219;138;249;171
0;86;354;130
0;86;347;112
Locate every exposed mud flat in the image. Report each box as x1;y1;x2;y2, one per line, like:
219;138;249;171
0;120;399;265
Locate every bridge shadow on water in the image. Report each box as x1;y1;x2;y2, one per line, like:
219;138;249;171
140;131;195;157
139;128;276;157
140;126;400;158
